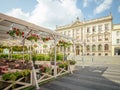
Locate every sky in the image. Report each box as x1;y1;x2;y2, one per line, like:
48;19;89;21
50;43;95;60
0;0;120;30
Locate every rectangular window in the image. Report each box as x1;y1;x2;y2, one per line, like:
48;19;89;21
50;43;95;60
76;29;79;34
68;31;70;35
92;36;95;42
117;39;120;44
98;35;102;41
92;26;96;32
87;27;90;33
116;31;120;36
105;24;109;30
64;31;66;35
98;25;102;32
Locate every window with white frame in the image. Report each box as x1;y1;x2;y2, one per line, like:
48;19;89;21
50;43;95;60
64;31;66;35
92;26;96;32
105;34;109;40
116;31;120;36
92;36;95;42
87;27;90;33
105;24;109;30
98;35;102;41
76;29;79;34
98;25;102;32
68;31;70;35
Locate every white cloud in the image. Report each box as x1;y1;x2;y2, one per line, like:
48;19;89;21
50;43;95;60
5;0;83;30
94;0;103;5
118;6;120;13
83;0;88;7
94;0;113;14
6;8;30;21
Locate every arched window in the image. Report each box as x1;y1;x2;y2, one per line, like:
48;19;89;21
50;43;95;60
98;44;102;51
86;45;90;51
104;44;109;51
92;45;96;51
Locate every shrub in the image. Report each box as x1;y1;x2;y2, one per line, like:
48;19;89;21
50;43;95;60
58;61;68;69
68;60;76;65
2;69;31;81
57;54;63;61
0;54;8;59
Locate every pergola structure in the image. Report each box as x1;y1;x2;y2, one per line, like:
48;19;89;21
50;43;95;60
0;13;76;89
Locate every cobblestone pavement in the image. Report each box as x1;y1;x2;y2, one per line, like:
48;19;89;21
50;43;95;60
40;64;120;90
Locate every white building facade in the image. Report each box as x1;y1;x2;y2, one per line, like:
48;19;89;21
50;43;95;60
56;15;113;56
112;24;120;56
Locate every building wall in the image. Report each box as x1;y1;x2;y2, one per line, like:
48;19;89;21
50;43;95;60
56;15;113;56
112;24;120;56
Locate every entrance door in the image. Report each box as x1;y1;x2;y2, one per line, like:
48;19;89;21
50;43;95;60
76;49;80;55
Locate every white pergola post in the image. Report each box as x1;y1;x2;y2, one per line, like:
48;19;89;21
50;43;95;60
52;34;57;78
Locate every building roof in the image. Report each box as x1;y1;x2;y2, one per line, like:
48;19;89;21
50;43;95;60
56;15;112;31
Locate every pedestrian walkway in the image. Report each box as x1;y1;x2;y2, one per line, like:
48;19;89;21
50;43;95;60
40;64;120;90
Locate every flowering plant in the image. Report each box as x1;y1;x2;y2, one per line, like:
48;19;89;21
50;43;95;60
27;34;39;42
42;37;51;42
39;64;52;73
58;40;72;47
7;28;24;38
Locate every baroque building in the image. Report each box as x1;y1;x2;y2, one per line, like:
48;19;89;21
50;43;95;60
56;15;112;56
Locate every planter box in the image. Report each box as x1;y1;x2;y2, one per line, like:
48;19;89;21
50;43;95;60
69;65;75;71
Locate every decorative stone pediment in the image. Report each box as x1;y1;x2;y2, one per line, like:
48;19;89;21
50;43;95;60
71;21;83;27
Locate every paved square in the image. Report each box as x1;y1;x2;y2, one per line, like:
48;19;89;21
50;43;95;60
40;64;120;90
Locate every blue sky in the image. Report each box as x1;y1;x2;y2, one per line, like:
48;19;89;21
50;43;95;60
0;0;120;29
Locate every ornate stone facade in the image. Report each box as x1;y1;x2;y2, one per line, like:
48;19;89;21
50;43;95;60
56;15;112;56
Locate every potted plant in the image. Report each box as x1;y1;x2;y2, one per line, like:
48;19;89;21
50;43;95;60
7;28;24;38
68;60;76;72
27;34;39;42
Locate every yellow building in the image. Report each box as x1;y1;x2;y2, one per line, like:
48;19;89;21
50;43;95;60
56;15;113;56
112;24;120;56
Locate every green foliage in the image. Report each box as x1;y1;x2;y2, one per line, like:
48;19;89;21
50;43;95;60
21;70;31;77
58;40;72;47
12;54;22;60
2;72;12;81
58;61;68;68
27;34;39;42
57;54;63;61
68;60;76;65
36;54;50;61
12;46;27;51
2;69;31;81
0;54;8;59
44;66;52;73
0;48;3;53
